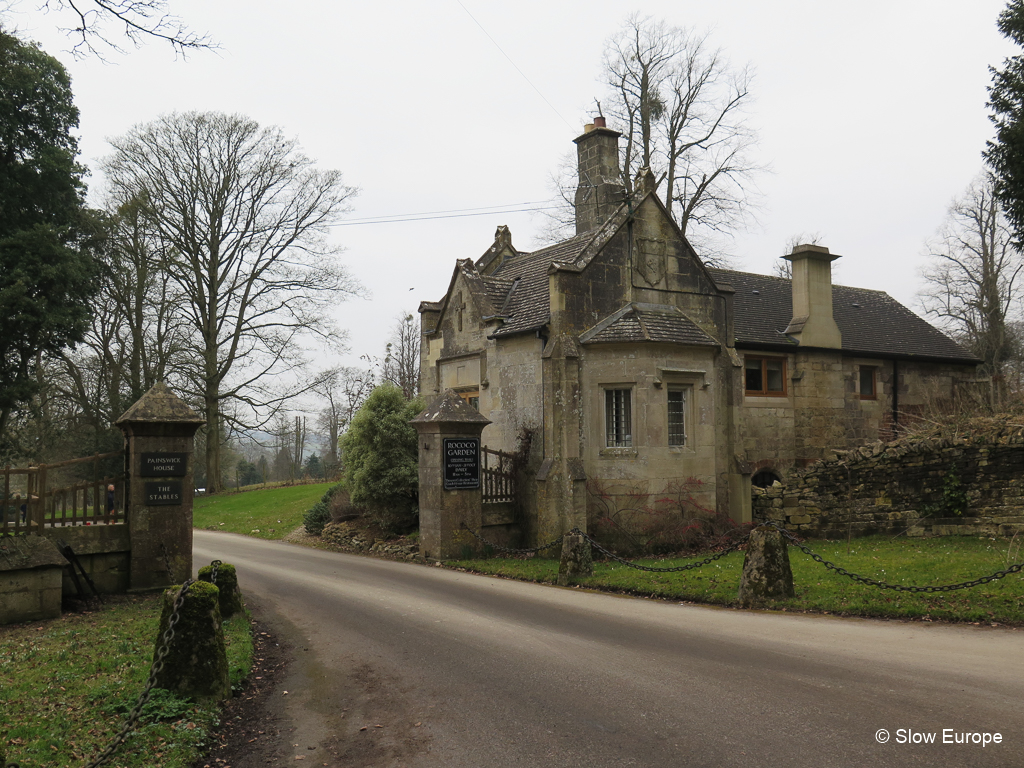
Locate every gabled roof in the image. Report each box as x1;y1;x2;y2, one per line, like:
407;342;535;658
580;303;718;347
477;191;726;340
483;231;595;338
427;259;501;336
710;268;979;363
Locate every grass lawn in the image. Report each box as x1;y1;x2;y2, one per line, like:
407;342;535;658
449;534;1024;625
0;593;253;767
193;482;336;539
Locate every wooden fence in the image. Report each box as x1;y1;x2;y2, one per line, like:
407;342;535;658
2;450;126;535
481;447;516;504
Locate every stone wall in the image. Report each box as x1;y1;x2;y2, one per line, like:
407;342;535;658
39;524;131;594
0;536;65;624
738;354;980;479
752;419;1024;537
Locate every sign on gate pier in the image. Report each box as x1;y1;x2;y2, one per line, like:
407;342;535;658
140;452;189;477
144;481;183;506
443;438;480;490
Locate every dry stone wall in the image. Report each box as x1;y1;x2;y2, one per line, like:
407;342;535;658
753;419;1024;538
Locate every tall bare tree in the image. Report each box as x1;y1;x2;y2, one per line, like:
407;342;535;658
102;111;362;493
293;414;306;480
57;196;192;438
921;175;1024;401
544;15;760;262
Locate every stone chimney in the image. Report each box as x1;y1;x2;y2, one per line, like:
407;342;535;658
573;117;625;234
783;244;842;349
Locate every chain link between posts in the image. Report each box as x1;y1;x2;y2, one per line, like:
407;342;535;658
84;578;194;768
465;521;1024;589
569;527;750;572
461;524;564;555
81;559;223;768
463;525;750;573
760;520;1024;593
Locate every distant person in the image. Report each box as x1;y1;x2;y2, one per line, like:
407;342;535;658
107;483;116;523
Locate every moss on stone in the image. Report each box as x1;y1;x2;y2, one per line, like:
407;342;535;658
557;532;593;585
151;580;230;703
197;562;243;618
738;526;795;606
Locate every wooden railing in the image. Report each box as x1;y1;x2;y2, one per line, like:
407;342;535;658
481;447;516;504
2;451;126;535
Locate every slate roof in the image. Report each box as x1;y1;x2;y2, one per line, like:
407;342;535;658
709;269;978;362
483;231;594;338
580;304;718;347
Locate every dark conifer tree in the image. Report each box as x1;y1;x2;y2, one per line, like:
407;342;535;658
0;30;100;450
986;1;1024;245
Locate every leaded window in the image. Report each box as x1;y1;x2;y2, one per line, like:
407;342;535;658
605;389;632;447
668;387;687;446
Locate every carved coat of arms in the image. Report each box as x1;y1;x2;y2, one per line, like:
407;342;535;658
635;236;667;286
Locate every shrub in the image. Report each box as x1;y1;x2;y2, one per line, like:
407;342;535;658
303;483;346;535
340;385;425;534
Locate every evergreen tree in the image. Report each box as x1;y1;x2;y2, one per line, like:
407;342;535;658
340;385;424;533
986;0;1024;245
0;30;100;450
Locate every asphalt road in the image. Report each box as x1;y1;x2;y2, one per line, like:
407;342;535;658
194;530;1024;768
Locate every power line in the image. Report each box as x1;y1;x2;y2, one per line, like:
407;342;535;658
342;201;555;222
454;0;575;132
333;203;562;226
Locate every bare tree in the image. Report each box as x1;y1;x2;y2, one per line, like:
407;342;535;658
23;0;214;58
381;312;421;400
543;15;761;261
314;366;375;477
292;414;306;480
57;196;193;433
921;175;1024;401
772;233;823;279
102;111;362;493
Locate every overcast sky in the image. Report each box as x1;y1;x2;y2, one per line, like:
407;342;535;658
9;0;1016;387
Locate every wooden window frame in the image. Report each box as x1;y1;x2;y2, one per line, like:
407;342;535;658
858;366;877;400
457;389;480;410
744;356;787;397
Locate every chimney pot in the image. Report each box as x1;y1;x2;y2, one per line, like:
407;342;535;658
594;116;606;128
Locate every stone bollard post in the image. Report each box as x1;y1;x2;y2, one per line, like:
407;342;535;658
557;530;593;586
738;525;795;607
197;562;243;619
152;580;231;703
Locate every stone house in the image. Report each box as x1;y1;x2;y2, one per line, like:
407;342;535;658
418;118;979;545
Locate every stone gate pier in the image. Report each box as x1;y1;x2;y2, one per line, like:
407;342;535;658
411;389;490;559
116;382;205;590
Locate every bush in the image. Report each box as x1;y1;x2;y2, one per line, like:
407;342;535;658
340;384;425;535
303;483;346;535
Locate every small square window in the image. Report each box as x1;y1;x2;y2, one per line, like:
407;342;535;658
859;367;877;399
667;387;687;447
605;389;632;447
745;357;787;396
457;390;480;410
